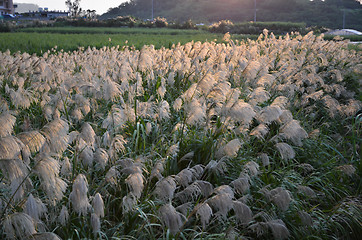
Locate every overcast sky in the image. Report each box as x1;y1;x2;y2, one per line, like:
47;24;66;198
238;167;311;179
14;0;127;14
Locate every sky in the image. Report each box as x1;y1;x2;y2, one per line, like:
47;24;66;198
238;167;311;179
14;0;127;14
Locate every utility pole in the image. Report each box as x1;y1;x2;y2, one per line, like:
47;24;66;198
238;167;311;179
342;9;346;29
152;0;154;20
254;0;257;22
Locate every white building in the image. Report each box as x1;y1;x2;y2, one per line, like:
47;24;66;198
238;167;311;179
0;0;15;15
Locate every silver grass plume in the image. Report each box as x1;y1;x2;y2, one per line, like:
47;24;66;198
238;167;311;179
102;107;126;131
322;95;343;118
259;153;270;166
34;153;67;203
228;101;256;125
40;119;69;154
154;176;177;202
175;182;203;203
173;97;183;111
108;134;127;159
249;87;270;106
185;98;206;125
197;73;217;95
125;172;144;199
76;137;94;167
258;105;283;124
0;136;30;164
17;131;46;154
105;166;119;186
271;96;289;109
265;187;291;211
275;142;295;160
277;110;293;125
267;219;290;240
158;203;183;235
29;232;62;240
194;180;214;198
122;194;137;213
60;157;72;176
233;201;253;224
243;161;260;177
175;202;193;217
80;122;96;147
222;139;243;158
93;193;105;218
158;100;170;120
91;213;101;237
191;164;204;179
0;112;16;137
336;164;356;177
231;176;250;195
205;158;227;177
70;174;91;216
250;124;269;140
9;88;33;109
207;193;233;220
150;159;164;180
23;194;47;222
279;120;308;146
196;202;213;229
0;157;31;201
298;211;313;226
213;185;234;198
4;212;37;240
58;205;69;226
256;74;275;88
94;148;109;170
103;79;122;102
175;168;195;187
297;186;316;198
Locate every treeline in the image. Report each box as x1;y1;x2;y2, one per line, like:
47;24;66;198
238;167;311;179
102;0;362;30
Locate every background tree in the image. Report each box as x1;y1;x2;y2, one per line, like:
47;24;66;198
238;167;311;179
65;0;83;18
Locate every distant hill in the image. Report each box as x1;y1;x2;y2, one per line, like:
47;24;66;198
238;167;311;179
101;0;362;30
14;3;39;13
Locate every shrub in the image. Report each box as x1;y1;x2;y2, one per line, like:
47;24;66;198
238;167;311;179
154;17;168;28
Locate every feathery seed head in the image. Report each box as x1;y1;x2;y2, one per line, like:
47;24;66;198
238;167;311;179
125;172;144;199
4;212;37;240
70;174;90;216
196;203;213;229
259;153;270;166
223;139;243;158
154;176;177;202
58;205;69;226
275;142;295;160
94;148;109;170
91;213;101;237
267;219;290;240
233;201;253;224
279;120;308;146
23;194;47;221
0;112;16;137
231;177;250;195
17;131;46;154
93;193;105;218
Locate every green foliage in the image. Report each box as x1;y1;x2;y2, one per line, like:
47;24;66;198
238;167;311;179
101;0;362;30
0;28;224;55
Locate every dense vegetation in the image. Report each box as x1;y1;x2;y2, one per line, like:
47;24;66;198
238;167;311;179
0;31;361;239
103;0;362;30
0;28;224;55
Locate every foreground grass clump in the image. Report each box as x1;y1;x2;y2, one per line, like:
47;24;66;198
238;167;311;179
0;31;361;239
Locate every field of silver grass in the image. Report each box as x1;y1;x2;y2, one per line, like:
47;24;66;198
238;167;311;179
0;31;361;239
